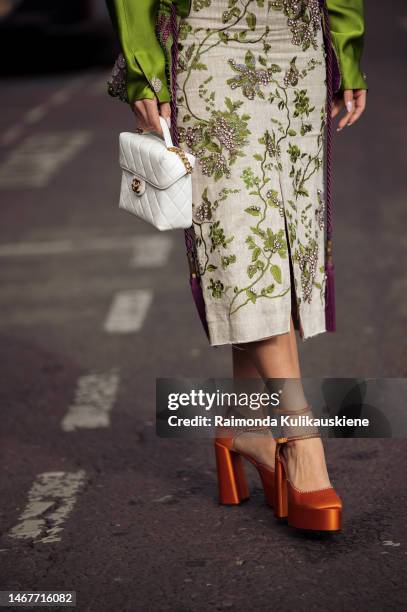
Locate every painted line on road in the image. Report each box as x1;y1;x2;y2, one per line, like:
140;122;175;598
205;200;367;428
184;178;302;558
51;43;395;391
61;370;120;432
8;471;86;544
0;77;88;147
24;105;48;125
0;240;75;256
88;73;111;96
130;234;173;268
0;237;135;257
1;125;24;147
104;289;153;333
0;235;170;258
0;131;92;188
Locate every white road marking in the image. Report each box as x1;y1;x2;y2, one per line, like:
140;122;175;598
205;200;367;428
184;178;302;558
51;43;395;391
104;290;153;333
89;73;111;96
0;77;88;147
0;237;136;257
8;471;86;543
24;105;47;124
61;370;120;432
130;234;173;268
0;234;171;258
0;131;92;188
0;240;74;256
1;125;24;146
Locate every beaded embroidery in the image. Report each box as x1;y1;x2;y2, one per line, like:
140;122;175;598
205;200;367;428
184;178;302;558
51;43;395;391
107;53;128;104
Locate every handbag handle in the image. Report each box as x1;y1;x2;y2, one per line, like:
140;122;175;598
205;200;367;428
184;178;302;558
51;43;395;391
159;116;173;148
159;115;193;174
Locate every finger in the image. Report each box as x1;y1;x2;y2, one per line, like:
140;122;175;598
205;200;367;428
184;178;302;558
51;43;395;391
336;90;354;131
133;101;150;131
337;110;353;131
346;90;367;127
343;89;354;114
159;102;171;128
347;97;366;126
331;97;343;119
346;107;364;126
144;99;162;134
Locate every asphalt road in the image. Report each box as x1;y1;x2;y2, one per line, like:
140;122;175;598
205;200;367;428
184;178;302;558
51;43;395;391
0;1;406;610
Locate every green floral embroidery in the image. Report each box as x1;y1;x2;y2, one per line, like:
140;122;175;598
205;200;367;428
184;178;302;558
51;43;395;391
269;0;322;51
208;278;225;299
177;0;326;324
178;99;251;180
193;187;239;275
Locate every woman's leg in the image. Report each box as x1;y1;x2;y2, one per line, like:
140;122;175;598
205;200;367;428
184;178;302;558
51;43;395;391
237;318;331;490
230;343;277;468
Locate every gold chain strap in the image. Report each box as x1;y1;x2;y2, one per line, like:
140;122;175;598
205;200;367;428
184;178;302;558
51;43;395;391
167;146;193;175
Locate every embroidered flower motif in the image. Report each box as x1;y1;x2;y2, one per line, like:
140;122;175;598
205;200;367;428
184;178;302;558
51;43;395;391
227;51;279;99
315;189;325;231
208;278;225;299
264;131;281;158
107;53;128;103
197;150;231;178
284;57;300;87
180;102;250;180
194;200;212;223
209;117;238;153
156;13;172;45
180;125;204;149
294;239;319;303
270;0;321;51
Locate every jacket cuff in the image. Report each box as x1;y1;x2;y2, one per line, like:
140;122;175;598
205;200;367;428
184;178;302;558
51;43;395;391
131;50;171;104
331;32;367;91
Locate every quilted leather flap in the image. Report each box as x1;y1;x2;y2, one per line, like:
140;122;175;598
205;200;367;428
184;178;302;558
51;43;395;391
119;131;195;190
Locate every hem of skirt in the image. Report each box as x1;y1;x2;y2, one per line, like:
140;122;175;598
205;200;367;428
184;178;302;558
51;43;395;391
207;320;327;347
299;324;327;342
208;322;291;348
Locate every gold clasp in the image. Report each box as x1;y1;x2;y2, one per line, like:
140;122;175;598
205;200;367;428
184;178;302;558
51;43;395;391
132;178;141;193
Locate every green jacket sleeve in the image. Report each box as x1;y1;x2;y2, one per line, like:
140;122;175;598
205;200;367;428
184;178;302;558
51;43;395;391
106;0;171;105
327;0;367;91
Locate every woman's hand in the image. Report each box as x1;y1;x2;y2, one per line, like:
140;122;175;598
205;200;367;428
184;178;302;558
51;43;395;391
332;89;367;132
132;99;171;135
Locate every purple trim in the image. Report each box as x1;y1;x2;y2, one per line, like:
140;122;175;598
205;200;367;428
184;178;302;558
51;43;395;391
321;0;336;331
170;4;210;339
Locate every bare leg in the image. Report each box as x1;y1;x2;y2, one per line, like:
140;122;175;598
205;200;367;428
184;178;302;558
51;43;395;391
236;317;331;490
231;344;276;469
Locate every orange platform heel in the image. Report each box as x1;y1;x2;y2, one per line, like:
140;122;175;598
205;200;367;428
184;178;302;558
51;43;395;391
214;432;275;507
274;435;342;532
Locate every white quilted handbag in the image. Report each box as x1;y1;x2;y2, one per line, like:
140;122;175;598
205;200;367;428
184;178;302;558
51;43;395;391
119;116;195;230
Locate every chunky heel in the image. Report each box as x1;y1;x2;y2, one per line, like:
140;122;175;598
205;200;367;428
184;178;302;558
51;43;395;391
256;464;275;508
274;449;288;519
215;441;250;505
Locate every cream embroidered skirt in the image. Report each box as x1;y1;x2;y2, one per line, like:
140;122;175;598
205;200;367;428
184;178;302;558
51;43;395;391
177;0;327;346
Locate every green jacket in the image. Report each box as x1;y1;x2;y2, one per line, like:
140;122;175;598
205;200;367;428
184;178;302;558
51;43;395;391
106;0;367;106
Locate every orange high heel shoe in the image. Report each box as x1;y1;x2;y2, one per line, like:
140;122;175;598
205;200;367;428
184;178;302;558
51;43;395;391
274;434;342;532
214;430;275;507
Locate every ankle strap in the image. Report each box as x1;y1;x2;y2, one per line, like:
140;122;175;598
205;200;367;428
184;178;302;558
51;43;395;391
273;404;312;416
234;426;272;438
276;433;321;444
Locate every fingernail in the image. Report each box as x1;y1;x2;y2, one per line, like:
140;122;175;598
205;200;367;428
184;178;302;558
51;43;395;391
346;101;353;113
